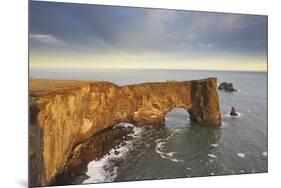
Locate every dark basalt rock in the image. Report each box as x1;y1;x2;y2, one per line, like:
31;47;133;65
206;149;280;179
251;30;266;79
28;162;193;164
230;106;238;116
218;82;237;92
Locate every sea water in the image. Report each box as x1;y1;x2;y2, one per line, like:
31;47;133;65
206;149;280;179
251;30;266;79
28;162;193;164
31;69;267;183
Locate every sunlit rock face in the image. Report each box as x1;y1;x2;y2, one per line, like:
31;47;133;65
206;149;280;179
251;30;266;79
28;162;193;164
29;78;221;187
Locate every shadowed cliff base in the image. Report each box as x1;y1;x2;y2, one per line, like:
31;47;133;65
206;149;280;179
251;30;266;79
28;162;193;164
29;78;221;187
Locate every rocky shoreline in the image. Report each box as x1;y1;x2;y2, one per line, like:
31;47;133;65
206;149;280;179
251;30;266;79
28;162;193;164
52;125;135;185
29;78;221;187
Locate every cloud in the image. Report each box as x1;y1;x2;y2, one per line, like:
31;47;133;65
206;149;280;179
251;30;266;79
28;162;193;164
29;1;267;65
30;34;64;46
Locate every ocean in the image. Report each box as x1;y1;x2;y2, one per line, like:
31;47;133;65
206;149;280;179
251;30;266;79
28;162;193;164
30;69;268;183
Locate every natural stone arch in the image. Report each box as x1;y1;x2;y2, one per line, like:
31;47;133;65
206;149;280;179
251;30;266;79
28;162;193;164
29;78;221;186
128;78;221;127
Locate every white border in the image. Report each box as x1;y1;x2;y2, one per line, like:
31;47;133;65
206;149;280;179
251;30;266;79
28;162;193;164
1;0;280;188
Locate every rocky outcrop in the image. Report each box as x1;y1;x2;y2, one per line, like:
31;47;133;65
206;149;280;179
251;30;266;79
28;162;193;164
230;106;238;116
218;82;237;92
29;78;221;187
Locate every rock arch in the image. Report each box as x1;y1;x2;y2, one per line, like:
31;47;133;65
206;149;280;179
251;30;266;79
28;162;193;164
29;77;221;186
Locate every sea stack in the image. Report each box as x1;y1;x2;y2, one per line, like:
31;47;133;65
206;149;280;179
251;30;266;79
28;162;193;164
29;77;221;187
218;82;237;92
230;106;238;116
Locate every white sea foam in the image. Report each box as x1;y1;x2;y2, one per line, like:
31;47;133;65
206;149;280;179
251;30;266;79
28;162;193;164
113;122;134;129
237;153;246;158
173;128;181;133
221;121;228;129
262;151;268;156
145;143;151;148
155;142;183;162
130;127;143;138
155;131;184;163
207;154;217;158
83;154;119;183
225;112;241;118
83;126;143;184
166;152;177;157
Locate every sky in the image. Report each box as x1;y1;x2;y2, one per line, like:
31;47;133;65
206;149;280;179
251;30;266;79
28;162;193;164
29;1;268;71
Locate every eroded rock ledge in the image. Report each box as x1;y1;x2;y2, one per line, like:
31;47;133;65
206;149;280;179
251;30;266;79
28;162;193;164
29;78;221;187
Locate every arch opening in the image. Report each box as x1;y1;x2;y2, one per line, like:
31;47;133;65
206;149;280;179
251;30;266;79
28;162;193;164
165;108;191;128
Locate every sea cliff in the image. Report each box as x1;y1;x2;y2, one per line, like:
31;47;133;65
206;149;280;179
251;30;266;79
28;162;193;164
29;78;221;187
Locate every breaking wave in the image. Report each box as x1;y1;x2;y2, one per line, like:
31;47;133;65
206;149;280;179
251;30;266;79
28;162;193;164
83;124;143;184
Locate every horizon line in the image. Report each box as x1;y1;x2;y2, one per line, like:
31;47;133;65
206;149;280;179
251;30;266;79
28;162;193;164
29;66;267;73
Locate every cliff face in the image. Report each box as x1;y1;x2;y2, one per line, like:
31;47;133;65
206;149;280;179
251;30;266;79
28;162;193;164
29;78;221;187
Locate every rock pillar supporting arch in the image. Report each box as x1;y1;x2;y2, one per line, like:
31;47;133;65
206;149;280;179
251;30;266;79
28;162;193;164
188;78;222;127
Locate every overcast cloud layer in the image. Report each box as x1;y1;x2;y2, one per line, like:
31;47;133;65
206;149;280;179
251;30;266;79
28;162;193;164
29;1;267;71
